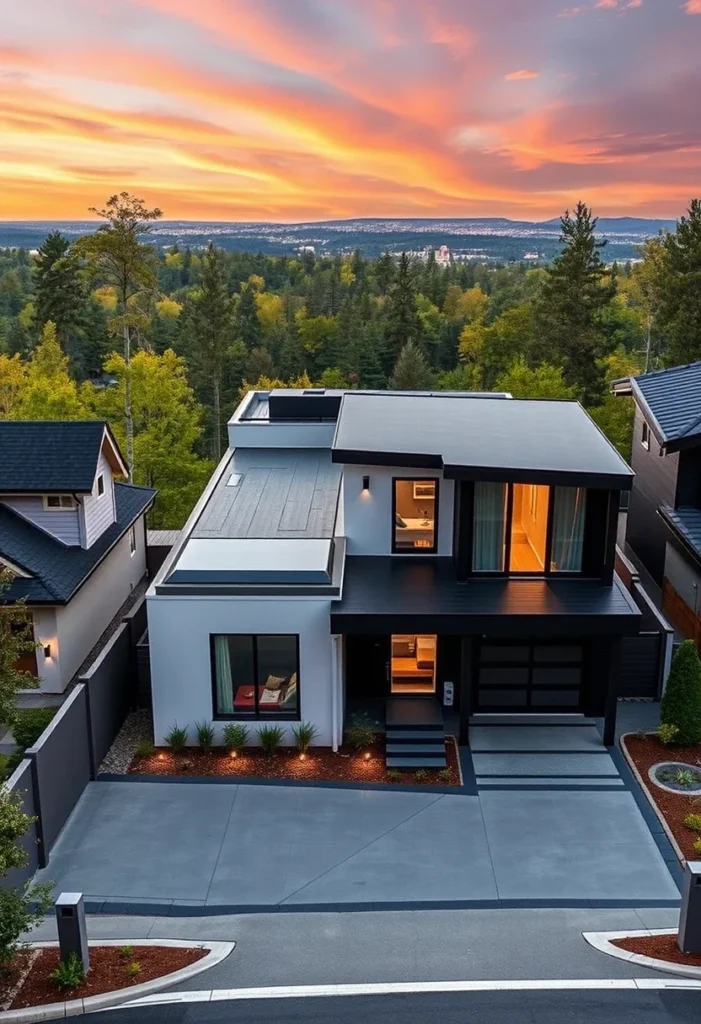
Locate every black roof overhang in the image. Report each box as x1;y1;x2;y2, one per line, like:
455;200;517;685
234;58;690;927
332;449;633;490
330;611;641;636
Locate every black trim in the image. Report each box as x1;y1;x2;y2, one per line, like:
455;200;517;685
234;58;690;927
331;613;639;637
391;477;439;555
333;449;443;469
210;633;301;722
444;464;633;490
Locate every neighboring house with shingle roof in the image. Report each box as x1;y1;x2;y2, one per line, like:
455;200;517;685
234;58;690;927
0;421;156;692
614;362;701;645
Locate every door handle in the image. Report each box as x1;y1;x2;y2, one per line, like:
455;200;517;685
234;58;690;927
385;661;390;682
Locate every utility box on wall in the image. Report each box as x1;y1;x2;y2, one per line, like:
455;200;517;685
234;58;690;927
443;680;455;707
678;861;701;954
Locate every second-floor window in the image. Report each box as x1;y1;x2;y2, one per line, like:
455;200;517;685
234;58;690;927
43;495;75;510
393;478;438;553
472;482;585;575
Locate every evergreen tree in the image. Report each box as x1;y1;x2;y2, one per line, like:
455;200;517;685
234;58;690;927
659;639;701;745
374;253;396;295
389;341;434;390
532;202;616;404
235;283;261;350
34;231;84;354
655;200;701;365
180;244;237;462
385;253;423;356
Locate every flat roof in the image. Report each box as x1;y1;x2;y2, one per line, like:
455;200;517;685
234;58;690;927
193;448;341;540
332;393;633;488
167;538;333;585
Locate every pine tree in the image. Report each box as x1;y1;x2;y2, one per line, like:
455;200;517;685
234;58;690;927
374;253;395;295
34;231;85;355
235;283;261;350
385;253;423;357
655;200;701;365
389;341;434;390
532;202;616;404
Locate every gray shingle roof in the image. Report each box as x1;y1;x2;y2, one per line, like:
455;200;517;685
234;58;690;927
630;362;701;447
659;505;701;564
0;421;124;493
0;483;155;604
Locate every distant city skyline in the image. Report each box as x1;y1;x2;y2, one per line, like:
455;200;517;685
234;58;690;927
2;0;700;221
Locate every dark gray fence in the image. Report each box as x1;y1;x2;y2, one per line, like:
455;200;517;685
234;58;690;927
3;759;39;888
81;623;130;769
136;629;152;708
25;686;92;866
620;633;663;699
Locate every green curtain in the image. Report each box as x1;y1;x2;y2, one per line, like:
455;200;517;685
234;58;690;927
551;487;585;571
472;482;507;571
214;635;234;713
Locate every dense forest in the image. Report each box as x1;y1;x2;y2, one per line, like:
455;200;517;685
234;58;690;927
1;193;700;529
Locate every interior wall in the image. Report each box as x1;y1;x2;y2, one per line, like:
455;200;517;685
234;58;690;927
518;484;549;563
394;480;435;520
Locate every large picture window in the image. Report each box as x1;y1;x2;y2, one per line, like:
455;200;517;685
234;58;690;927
212;634;299;719
472;482;586;576
393;478;438;553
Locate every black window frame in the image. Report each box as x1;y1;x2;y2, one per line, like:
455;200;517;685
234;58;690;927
391;477;440;555
210;633;301;721
470;481;585;579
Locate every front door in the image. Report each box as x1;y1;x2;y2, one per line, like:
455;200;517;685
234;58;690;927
390;634;438;695
345;635;391;699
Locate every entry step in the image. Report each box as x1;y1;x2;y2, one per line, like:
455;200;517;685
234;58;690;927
386;743;446;756
386;756;447;770
469;714;597;727
386;729;444;741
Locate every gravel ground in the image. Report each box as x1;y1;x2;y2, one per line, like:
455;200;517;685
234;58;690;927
99;708;154;774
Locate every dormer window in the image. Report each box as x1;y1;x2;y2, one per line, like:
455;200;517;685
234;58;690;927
43;495;76;511
641;422;650;451
97;474;105;496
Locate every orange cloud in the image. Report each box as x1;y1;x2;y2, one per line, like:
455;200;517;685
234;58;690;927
505;70;540;80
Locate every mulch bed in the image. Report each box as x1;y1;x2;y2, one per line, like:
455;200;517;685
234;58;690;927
612;933;701;968
3;946;206;1010
127;736;462;788
623;733;701;860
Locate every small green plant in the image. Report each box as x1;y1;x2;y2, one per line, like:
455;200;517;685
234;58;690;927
345;714;375;751
414;768;427;781
694;836;701;857
683;813;701;832
257;723;285;755
134;741;155;759
674;768;696;787
292;722;318;754
125;960;142;978
50;952;86;990
222;723;249;754
13;708;56;751
195;720;215;752
660;640;701;746
387;769;402;781
657;723;681;746
118;945;134;961
165;723;188;753
437;768;451;782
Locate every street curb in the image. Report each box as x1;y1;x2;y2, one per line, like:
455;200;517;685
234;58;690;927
0;939;235;1022
619;734;687;865
583;929;701;980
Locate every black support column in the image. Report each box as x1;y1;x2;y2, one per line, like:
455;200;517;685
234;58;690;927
459;636;474;746
603;636;622;746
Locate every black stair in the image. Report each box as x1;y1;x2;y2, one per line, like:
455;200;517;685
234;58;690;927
385;698;447;770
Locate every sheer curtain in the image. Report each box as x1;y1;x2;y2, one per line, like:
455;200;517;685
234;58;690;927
551;487;585;571
214;635;234;713
472;482;507;571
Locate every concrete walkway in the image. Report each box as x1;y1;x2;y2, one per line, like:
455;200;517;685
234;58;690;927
36;725;679;910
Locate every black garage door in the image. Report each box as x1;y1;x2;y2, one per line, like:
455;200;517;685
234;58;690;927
477;640;583;712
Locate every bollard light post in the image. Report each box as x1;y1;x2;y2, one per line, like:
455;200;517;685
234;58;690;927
55;892;90;972
678;861;701;954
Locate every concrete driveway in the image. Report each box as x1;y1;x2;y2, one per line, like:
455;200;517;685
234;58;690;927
36;772;679;911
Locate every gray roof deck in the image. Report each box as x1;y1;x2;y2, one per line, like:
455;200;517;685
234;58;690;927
332;393;633;488
193;448;341;540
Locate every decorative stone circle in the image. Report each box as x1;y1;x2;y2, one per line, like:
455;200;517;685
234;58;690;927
649;761;701;794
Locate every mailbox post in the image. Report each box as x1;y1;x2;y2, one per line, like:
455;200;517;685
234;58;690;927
55;892;89;971
678;861;701;954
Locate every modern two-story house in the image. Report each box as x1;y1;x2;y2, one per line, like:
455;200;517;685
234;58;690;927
614;360;701;645
0;421;156;693
148;389;641;758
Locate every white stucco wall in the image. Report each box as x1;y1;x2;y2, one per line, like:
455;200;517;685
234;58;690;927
342;464;454;556
147;593;335;746
664;541;701;615
36;516;147;692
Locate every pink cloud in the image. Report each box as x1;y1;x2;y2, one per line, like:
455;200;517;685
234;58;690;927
505;70;540;80
683;0;701;12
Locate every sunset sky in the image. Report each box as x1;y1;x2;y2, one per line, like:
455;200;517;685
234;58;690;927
2;0;700;222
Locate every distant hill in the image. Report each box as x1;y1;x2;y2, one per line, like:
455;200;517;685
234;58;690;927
0;216;677;262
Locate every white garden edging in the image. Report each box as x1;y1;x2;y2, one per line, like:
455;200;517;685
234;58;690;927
583;929;701;980
619;733;687;864
0;938;235;1023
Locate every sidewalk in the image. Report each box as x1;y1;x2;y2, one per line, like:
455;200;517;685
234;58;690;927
26;907;680;988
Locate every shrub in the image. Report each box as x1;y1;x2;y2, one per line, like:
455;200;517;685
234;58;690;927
134;741;154;759
345;714;375;751
165;723;188;753
50;952;86;990
414;768;427;781
387;769;402;781
195;721;214;752
437;768;451;782
694;836;701;857
257;724;285;755
683;813;701;833
660;640;701;745
222;723;249;753
13;708;55;751
118;945;134;960
657;723;680;746
125;960;141;978
292;722;318;754
0;883;54;968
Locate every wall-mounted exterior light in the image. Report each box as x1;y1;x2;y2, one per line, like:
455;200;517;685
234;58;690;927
43;644;51;658
362;475;370;492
